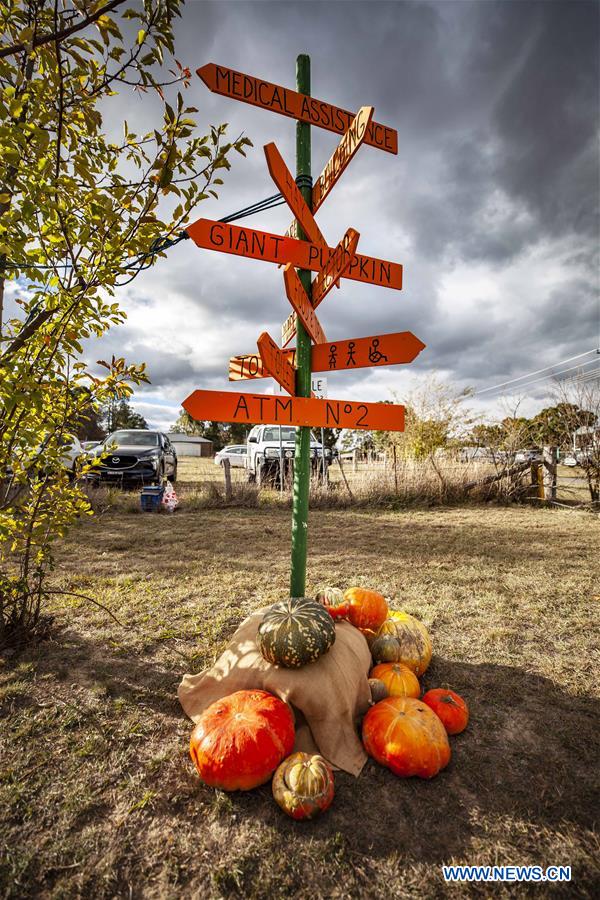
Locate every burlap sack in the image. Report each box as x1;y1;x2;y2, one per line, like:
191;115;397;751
178;609;372;776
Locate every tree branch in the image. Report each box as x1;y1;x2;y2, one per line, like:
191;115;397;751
0;0;127;60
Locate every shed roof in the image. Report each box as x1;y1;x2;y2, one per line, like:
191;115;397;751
169;432;212;443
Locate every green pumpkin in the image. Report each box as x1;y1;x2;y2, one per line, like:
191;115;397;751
370;632;403;664
257;597;336;668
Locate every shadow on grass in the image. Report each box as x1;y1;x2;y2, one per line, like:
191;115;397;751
225;656;599;864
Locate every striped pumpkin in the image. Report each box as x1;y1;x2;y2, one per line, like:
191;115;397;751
257;597;336;668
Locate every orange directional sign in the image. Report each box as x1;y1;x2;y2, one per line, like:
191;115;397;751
197;63;398;155
183;390;405;431
228;331;426;381
313;106;374;212
312;228;360;307
186;218;403;290
264;143;325;247
283;264;327;345
257;331;296;395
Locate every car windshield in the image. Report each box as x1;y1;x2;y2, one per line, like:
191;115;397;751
105;431;159;447
262;427;296;442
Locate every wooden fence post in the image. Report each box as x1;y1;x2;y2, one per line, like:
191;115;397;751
542;446;557;501
223;458;232;502
393;444;399;494
353;450;358;472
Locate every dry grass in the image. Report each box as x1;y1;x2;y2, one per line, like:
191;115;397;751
1;500;599;898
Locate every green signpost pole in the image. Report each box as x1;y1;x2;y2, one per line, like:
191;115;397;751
290;53;312;598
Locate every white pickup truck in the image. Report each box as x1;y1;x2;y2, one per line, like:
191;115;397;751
245;424;334;483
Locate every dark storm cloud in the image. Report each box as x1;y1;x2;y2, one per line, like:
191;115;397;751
90;0;598;422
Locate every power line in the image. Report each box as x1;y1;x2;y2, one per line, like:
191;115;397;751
473;349;600;396
477;360;600;396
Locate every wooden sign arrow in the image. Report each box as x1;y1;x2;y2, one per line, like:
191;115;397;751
313;106;374;212
186;218;402;290
183;389;405;431
228;331;426;381
264;143;325;247
283;264;327;346
312;228;360;307
197;63;398;155
257;331;296;395
280;107;374;243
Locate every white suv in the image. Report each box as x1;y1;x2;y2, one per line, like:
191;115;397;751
246;425;332;483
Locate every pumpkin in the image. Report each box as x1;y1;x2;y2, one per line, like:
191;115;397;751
368;678;389;704
315;587;350;620
272;752;335;820
343;587;388;634
362;696;451;778
370;662;420;699
257;597;336;668
422;689;469;735
189;690;294;791
371;612;432;675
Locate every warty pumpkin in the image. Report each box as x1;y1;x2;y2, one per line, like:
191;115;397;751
257;597;336;668
315;587;350;620
272;752;335;819
189;689;295;791
370;662;420;699
422;688;469;734
362;696;450;778
343;587;388;634
371;611;432;675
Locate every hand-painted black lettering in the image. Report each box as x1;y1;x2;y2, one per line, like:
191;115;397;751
356;404;368;426
275;397;293;422
209;222;224;247
234;395;250;419
325;401;340;426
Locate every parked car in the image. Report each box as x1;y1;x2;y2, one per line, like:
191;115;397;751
214;445;248;467
561;454;578;467
88;430;177;486
61;437;85;478
245;424;333;483
515;449;542;463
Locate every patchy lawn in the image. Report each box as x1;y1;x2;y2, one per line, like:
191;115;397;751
1;500;599;898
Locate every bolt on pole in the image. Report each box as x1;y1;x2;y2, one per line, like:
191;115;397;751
290;53;311;599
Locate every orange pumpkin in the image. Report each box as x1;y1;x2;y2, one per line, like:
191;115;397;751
343;588;388;634
272;752;334;820
371;612;432;675
370;662;420;699
189;690;295;791
422;689;469;735
362;697;451;778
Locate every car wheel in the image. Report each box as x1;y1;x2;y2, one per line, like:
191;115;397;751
168;463;177;483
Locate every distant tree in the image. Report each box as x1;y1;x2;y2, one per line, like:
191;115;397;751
103;399;147;433
375;376;476;460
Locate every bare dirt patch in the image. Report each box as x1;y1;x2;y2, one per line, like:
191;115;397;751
1;503;599;898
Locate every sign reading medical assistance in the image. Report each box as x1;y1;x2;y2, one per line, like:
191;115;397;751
197;64;398;155
183;390;405;431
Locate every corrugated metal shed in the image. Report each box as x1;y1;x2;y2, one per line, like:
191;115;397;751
169;432;213;457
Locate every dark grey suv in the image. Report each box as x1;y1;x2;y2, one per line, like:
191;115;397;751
89;430;177;486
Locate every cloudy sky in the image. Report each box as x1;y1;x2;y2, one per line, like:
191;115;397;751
43;0;600;428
